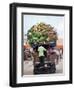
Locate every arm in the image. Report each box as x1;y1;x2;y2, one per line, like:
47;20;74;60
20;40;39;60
44;47;46;51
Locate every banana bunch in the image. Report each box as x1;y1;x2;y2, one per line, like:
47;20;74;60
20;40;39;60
27;22;58;45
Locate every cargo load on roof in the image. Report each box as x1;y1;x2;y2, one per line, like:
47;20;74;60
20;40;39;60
27;22;58;47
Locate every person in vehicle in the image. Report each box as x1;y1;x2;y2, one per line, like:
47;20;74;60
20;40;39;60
38;45;46;66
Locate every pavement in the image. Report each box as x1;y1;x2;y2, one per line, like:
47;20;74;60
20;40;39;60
23;59;63;75
56;59;63;73
23;60;34;75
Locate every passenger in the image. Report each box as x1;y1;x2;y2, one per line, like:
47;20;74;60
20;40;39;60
53;47;60;64
38;45;46;66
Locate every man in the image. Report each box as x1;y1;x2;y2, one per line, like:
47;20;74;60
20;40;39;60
38;45;46;66
53;47;60;64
